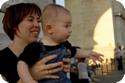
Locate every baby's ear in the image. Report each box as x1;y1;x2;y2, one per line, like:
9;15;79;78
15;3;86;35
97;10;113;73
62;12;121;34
45;25;53;34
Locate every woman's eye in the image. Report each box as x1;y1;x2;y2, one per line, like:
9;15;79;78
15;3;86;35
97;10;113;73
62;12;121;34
28;18;33;22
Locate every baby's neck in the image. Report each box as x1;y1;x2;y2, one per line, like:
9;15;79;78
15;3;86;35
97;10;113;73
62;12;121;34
41;36;60;46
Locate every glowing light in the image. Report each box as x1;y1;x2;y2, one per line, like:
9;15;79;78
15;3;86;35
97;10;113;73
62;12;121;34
0;0;9;9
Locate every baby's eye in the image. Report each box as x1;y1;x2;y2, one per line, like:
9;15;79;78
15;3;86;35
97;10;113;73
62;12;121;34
65;24;71;28
65;25;69;28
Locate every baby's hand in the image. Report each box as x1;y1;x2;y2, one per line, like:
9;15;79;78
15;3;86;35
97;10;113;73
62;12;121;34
75;48;104;64
62;58;71;72
88;51;104;64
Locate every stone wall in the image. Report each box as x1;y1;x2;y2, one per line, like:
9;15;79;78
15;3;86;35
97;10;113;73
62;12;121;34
0;13;10;50
65;0;115;59
112;0;125;47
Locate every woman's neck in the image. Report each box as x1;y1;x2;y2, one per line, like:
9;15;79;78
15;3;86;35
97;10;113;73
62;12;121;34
8;39;28;57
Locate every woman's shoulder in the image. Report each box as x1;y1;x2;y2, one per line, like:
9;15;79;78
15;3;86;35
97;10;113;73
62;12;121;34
0;47;10;55
0;47;13;59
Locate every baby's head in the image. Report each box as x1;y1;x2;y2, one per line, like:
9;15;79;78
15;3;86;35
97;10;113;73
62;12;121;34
42;4;72;44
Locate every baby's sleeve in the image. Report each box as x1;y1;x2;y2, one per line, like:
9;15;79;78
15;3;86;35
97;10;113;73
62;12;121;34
63;41;80;57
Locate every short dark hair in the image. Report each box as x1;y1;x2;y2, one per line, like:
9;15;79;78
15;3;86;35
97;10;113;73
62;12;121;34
2;3;41;40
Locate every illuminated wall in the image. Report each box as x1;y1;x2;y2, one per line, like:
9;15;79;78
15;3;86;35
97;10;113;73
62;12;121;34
65;0;115;59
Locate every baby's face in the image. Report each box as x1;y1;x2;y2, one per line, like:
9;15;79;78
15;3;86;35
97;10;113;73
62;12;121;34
50;12;72;43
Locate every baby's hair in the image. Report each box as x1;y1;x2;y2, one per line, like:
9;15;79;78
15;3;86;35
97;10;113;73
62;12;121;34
41;4;70;28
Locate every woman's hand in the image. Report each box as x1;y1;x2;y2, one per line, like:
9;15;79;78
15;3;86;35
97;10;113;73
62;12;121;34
30;55;63;80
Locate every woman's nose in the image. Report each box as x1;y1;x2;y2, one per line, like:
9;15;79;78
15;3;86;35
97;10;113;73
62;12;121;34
34;21;39;26
34;21;39;27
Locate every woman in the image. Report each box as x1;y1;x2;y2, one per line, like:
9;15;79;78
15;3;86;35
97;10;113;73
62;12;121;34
0;3;70;83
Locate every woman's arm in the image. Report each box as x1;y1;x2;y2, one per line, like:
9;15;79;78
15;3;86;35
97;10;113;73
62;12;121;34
17;61;38;83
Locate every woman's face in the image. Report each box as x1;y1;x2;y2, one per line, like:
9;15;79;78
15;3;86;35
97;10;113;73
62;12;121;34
15;14;41;43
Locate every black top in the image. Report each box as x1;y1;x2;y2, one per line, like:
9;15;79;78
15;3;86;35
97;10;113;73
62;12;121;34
19;41;77;67
19;41;77;83
0;41;77;83
0;47;19;83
